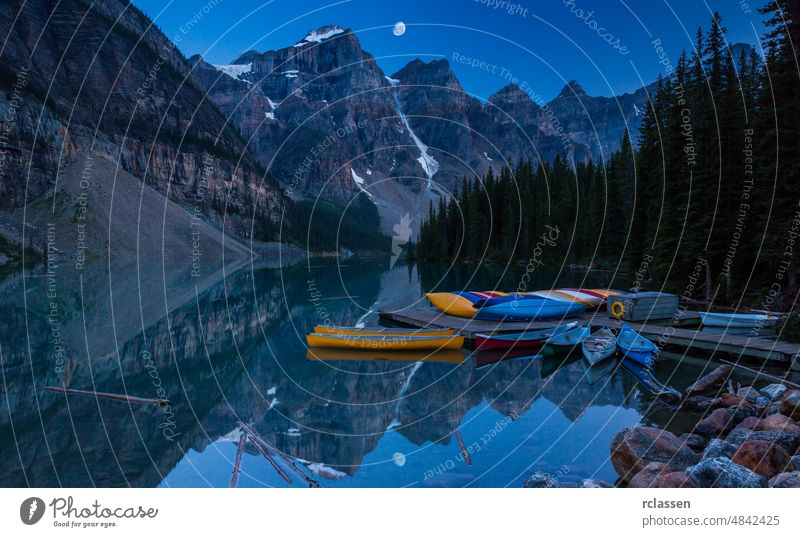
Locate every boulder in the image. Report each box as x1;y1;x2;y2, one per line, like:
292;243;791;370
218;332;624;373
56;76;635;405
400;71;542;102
581;478;613;488
685;365;733;396
759;414;800;433
719;393;747;408
628;462;669;488
732;440;795;478
793;455;800;468
682;396;721;412
680;433;708;451
768;402;783;415
702;439;738;460
737;416;762;430
651;471;694;488
768;471;800;488
755;396;770;409
781;390;800;420
610;426;700;482
737;386;763;403
686;457;767;488
761;383;788;401
523;472;560;488
694;408;738;437
725;428;800;456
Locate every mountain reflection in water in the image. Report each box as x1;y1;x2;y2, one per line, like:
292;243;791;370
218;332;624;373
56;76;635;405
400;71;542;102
0;260;716;487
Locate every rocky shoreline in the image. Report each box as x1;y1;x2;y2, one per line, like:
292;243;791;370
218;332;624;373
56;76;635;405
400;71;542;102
524;364;800;488
612;365;800;487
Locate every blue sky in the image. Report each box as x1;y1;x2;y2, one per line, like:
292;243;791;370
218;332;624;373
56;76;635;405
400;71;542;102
133;0;769;101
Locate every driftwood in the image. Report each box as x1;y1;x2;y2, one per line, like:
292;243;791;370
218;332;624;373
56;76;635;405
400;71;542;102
719;359;800;390
454;431;472;466
229;432;247;488
45;386;169;405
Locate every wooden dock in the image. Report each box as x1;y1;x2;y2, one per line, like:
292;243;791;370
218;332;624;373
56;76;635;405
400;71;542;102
379;308;800;367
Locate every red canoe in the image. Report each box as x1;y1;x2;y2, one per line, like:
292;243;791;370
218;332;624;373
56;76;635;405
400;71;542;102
474;321;579;351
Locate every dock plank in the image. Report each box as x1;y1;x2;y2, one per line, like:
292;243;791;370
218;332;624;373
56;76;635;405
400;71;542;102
379;308;800;364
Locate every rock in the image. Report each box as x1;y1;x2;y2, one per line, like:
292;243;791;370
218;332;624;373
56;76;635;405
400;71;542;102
694;408;738;437
628;462;669;488
737;386;762;403
755;397;770;409
581;478;613;488
725;428;800;455
759;414;800;433
680;433;708;451
768;471;800;488
702;439;738;460
685;365;733;396
791;455;800;469
737;416;762;430
780;390;800;420
682;396;721;412
651;471;694;488
523;472;560;488
761;383;788;401
610;426;701;482
686;457;767;487
768;402;783;415
732;440;795;478
719;393;747;408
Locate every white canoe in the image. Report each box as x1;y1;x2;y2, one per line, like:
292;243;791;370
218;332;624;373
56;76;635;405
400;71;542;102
699;312;780;328
581;328;617;366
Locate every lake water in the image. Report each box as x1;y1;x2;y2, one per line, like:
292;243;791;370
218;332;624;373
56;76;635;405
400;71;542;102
0;258;771;487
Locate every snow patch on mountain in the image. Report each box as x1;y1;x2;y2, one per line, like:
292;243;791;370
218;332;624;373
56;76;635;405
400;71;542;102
294;26;345;47
351;169;374;200
213;63;252;81
389;86;439;188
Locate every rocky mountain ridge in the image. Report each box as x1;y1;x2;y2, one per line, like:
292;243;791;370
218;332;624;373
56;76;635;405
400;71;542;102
193;24;656;232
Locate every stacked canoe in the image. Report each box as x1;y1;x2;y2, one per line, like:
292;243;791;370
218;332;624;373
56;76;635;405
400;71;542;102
426;288;621;322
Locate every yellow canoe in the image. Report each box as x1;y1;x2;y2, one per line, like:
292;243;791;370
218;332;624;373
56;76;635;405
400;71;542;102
306;333;464;350
314;325;455;336
306;348;465;363
425;292;477;318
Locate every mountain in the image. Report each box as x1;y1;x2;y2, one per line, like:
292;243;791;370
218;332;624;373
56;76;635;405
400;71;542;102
0;0;286;260
195;25;654;232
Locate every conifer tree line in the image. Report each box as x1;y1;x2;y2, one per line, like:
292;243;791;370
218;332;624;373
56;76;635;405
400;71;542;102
418;2;799;302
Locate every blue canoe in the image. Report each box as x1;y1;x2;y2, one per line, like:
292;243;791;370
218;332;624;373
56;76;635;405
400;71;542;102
617;324;658;368
473;295;587;322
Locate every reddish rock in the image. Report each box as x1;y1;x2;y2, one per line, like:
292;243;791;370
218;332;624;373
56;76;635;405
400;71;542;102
738;416;762;430
694;408;738;437
628;462;669;488
719;393;747;408
611;426;701;483
685;365;733;396
768;471;800;488
651;471;694;488
781;390;800;420
732;440;795;478
760;414;800;433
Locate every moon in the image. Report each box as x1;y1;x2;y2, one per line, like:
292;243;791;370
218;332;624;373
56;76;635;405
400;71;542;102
393;21;406;36
392;452;406;466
